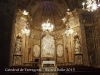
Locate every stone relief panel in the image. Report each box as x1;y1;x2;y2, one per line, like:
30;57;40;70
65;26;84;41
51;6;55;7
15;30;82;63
74;54;83;65
57;44;63;57
41;34;55;57
13;55;22;66
33;45;40;57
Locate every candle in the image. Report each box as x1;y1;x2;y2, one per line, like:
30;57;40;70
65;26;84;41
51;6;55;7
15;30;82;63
82;2;85;6
82;2;85;9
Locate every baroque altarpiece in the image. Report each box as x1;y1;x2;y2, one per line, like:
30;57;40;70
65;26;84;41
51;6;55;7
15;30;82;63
9;9;90;67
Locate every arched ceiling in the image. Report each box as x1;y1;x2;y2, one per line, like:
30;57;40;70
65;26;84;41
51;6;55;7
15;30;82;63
18;0;83;31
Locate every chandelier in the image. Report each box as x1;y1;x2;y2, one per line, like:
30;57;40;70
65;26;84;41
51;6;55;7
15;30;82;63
42;19;54;32
82;0;100;12
21;10;30;36
64;28;74;36
63;21;74;36
23;10;29;15
22;25;30;36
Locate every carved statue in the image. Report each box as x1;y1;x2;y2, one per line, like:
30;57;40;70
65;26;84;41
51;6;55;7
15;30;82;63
15;36;22;54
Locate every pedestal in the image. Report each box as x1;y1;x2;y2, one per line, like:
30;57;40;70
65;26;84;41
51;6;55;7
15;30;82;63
13;54;22;66
74;54;83;65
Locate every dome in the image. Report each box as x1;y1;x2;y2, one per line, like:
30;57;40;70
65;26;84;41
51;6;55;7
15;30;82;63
19;0;69;31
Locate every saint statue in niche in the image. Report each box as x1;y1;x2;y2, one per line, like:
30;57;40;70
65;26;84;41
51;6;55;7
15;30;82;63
74;35;81;54
41;31;55;57
14;36;22;54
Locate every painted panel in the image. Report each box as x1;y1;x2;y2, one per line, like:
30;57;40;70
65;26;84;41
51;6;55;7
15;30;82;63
41;34;55;57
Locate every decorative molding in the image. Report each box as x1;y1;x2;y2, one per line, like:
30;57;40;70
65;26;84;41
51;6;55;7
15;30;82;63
57;44;63;57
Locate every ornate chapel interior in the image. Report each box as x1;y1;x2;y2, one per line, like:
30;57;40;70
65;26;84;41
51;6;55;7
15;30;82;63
1;0;100;75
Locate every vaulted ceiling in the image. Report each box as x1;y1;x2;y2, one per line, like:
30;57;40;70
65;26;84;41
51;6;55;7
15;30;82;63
18;0;84;31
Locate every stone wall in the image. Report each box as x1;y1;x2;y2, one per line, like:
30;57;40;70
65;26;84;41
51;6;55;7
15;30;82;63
0;0;17;74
